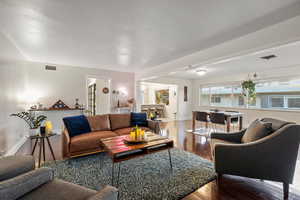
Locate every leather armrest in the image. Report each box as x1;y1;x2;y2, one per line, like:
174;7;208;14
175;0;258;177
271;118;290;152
62;128;71;158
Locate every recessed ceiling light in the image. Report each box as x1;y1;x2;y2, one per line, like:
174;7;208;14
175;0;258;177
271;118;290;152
196;69;207;76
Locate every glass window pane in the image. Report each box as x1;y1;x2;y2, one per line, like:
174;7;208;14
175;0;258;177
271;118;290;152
200;88;210;106
270;96;284;108
288;97;300;108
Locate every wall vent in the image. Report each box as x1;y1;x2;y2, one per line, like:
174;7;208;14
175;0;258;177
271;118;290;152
45;65;57;71
260;54;277;60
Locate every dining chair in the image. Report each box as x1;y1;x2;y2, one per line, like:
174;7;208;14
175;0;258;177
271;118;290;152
225;110;239;131
209;112;226;132
195;111;210;129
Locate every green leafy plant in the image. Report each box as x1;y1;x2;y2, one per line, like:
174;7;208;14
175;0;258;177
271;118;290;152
10;112;47;129
241;80;256;105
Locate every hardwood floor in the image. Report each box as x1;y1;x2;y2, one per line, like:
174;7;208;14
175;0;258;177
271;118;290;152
17;120;300;200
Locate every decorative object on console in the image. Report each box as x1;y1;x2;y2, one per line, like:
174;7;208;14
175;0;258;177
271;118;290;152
75;98;80;108
30;105;37;110
38;102;43;109
50;100;70;110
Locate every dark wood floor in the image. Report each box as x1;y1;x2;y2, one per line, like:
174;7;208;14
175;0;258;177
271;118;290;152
17;120;300;200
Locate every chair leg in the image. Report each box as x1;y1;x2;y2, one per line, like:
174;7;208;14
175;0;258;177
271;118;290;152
283;182;289;199
216;173;222;185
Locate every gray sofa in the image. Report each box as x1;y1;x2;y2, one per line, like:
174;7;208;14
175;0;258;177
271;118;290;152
0;155;118;200
210;118;300;199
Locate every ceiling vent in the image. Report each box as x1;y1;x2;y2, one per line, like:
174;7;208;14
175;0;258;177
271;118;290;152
45;65;57;71
260;54;277;60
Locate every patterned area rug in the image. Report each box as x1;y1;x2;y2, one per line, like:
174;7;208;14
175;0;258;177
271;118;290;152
44;148;216;200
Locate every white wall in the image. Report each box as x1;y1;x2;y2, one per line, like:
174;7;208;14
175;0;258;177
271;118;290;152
140;78;193;121
0;60;135;154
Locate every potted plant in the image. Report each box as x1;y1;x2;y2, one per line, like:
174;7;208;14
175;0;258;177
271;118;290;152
241;79;256;108
10;112;47;136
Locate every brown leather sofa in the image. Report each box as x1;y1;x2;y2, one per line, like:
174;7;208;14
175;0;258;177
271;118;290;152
62;113;160;158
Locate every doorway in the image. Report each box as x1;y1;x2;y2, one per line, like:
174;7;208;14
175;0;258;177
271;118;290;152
86;76;111;115
140;82;178;121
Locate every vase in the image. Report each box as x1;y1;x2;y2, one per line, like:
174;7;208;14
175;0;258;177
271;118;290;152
29;128;39;136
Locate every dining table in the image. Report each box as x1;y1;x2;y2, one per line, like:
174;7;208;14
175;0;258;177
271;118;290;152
192;110;243;133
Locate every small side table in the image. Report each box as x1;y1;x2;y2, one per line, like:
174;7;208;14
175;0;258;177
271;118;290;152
30;133;57;167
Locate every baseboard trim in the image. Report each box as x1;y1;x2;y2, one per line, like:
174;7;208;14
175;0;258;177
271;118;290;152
5;136;27;156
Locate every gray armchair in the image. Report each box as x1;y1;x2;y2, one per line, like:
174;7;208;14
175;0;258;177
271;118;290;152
210;118;300;199
0;155;118;200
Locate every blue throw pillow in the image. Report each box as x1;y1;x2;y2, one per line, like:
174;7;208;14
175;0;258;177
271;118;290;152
131;112;148;127
63;115;91;137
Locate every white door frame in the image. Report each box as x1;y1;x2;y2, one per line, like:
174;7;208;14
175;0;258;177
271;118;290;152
86;75;112;114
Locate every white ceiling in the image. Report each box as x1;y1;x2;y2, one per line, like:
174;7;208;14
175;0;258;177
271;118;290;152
167;41;300;82
1;0;300;72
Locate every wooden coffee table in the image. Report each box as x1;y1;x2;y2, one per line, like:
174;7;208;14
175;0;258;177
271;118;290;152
100;133;174;186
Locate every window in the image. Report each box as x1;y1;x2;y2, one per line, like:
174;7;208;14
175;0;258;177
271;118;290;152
238;96;244;106
200;87;210;106
288;97;300;108
211;95;221;103
269;96;284;108
199;78;300;110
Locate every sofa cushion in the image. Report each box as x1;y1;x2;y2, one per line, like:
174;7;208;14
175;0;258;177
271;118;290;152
114;127;150;136
20;179;96;200
131;112;148;127
70;131;117;153
241;119;272;143
109;114;131;130
87;114;111;131
63;115;91;137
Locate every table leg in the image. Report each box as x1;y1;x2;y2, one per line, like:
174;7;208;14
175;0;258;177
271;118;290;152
38;139;42;168
168;149;173;171
42;138;46;162
31;138;38;155
192;112;196;131
226;116;231;133
111;162;114;186
239;116;243;130
117;162;121;187
46;137;56;161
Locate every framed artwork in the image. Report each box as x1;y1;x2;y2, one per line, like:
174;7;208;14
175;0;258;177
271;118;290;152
155;89;169;105
184;86;188;102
